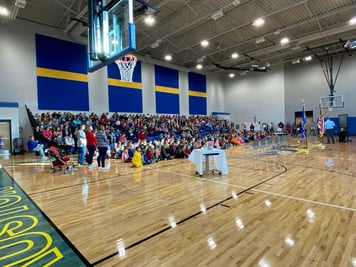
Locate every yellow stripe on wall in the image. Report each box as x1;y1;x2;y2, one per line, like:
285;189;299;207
108;78;142;89
189;90;207;98
36;67;88;82
155;85;179;94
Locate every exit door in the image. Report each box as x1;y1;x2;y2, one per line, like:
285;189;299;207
0;120;12;152
295;110;314;135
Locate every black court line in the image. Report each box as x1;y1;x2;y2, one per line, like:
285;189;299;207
264;158;356;178
92;163;288;266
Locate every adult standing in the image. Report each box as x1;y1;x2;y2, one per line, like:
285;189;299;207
76;124;87;166
85;125;97;169
42;126;53;148
96;124;110;170
324;117;335;144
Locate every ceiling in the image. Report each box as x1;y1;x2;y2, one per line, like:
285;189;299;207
2;0;356;75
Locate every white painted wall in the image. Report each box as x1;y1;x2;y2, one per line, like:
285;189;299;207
285;55;356;124
224;65;285;128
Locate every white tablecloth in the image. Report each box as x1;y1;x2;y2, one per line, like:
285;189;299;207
188;149;228;176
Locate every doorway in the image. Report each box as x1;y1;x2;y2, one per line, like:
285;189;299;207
295;110;314;135
0;120;12;152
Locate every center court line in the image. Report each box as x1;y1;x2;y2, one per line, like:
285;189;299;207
156;168;356;212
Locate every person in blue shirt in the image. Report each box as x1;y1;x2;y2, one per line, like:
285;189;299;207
27;135;47;160
0;135;3;150
324;117;335;144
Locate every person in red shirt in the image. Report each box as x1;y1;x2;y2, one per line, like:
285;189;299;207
85;125;97;169
42;126;53;148
138;131;147;141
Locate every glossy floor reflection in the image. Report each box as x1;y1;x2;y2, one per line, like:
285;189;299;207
1;136;356;266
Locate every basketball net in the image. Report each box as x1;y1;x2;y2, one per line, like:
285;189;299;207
327;102;333;112
115;54;137;82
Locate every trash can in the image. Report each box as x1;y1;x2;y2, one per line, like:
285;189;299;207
339;128;346;142
13;138;24;154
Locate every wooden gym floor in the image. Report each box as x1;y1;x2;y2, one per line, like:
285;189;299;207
1;136;356;267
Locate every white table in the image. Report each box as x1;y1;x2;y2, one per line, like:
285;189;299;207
188;149;228;176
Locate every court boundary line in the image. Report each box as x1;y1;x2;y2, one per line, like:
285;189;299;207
158;168;356;212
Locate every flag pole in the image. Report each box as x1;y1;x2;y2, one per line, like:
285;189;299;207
318;103;324;143
301;99;308;149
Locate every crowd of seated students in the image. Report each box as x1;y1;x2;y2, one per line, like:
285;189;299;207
29;111;282;167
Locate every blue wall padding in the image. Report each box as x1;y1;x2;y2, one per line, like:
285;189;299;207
156;92;179;114
332;117;356;135
107;61;143;112
188;72;206;92
108;86;143;113
189;96;207;115
35;34;87;74
188;72;206;115
37;77;89;110
155;65;179;114
155;65;179;88
107;59;142;83
36;34;89;110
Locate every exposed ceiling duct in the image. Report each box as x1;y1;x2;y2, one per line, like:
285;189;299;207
7;0;356;74
70;22;87;45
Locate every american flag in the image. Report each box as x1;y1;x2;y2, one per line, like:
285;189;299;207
318;103;324;137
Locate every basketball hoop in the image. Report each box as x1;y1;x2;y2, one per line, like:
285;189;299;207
115;54;137;82
327;102;333;112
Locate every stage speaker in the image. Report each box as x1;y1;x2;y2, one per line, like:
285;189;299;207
338;114;348;128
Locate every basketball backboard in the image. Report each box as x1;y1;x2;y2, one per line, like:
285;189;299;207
320;95;344;109
88;0;159;72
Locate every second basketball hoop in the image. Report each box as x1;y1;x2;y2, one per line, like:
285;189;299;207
327;101;333;112
115;54;137;82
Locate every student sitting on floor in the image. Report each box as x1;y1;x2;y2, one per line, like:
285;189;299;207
132;146;143;167
121;146;132;163
27;135;47;160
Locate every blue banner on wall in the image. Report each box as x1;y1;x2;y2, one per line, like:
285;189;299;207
35;34;89;111
107;60;142;113
154;65;179;114
188;72;206;115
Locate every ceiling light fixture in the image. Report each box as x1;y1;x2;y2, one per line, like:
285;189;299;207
144;15;155;26
304;55;312;61
231;52;239;59
255;36;265;44
211;8;223;20
232;0;241;6
229;73;235;78
201;40;209;47
280;37;290;45
196;64;203;70
0;6;9;16
253;18;265;27
350;17;356;25
164;54;172;61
